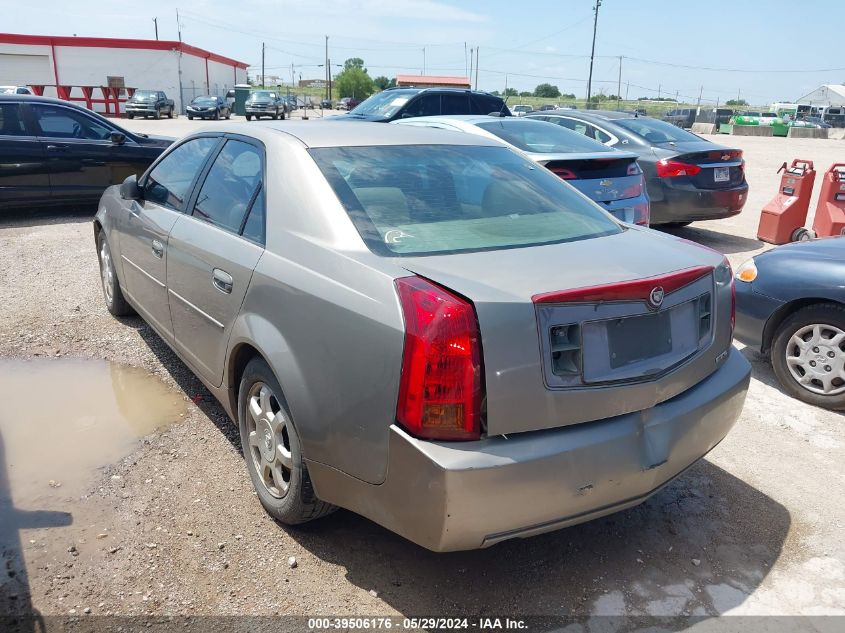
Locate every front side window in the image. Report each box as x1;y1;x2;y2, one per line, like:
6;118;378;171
144;137;218;210
192;139;263;235
310;145;620;257
402;94;440;118
31;105;113;140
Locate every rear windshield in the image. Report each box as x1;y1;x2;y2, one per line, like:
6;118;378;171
248;91;276;100
309;145;621;256
349;89;420;118
614;117;701;143
132;91;156;99
476;119;613;154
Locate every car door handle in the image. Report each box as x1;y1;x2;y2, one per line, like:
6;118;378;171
212;269;233;294
45;144;69;152
151;239;164;259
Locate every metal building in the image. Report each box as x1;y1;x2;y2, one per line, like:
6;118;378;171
0;32;248;114
796;84;845;108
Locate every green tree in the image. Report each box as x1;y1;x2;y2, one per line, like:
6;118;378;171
534;83;561;98
343;57;366;72
519;91;532;97
335;67;375;100
726;98;749;106
373;76;391;90
561;92;576;100
503;87;518;97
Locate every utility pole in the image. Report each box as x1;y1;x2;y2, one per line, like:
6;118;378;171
175;8;182;42
464;42;468;78
586;0;601;103
474;47;479;91
625;81;630;101
616;55;622;109
261;42;265;88
696;85;703;111
469;48;473;85
175;9;183;113
153;18;158;40
657;83;661;99
422;47;426;75
328;58;332;101
504;73;508;97
325;36;329;100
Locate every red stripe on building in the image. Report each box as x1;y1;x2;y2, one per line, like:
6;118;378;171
0;32;248;69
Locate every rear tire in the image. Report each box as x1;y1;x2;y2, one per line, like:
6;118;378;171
187;115;193;120
246;115;252;121
97;231;134;317
771;303;845;410
127;113;134;119
238;358;336;525
167;107;173;119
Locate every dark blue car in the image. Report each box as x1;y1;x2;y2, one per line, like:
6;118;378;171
734;237;845;410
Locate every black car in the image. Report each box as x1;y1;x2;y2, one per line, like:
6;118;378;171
663;108;696;128
526;110;748;226
245;91;286;121
339;87;510;122
0;95;173;209
734;238;845;410
186;96;231;120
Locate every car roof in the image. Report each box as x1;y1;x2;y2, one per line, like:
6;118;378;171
397;114;515;126
381;86;500;96
0;94;77;105
204;120;505;148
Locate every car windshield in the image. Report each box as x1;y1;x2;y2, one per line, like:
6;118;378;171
192;97;217;105
349;90;419;118
132;91;156;100
614;117;701;143
248;92;275;101
475;119;614;154
0;87;16;95
309;145;621;256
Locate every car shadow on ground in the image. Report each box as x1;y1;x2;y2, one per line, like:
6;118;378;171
126;316;791;619
657;225;763;255
0;206;96;230
284;460;788;618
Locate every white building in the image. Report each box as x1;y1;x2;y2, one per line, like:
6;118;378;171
796;84;845;108
0;32;248;113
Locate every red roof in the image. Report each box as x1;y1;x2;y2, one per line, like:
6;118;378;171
0;33;248;69
395;75;471;87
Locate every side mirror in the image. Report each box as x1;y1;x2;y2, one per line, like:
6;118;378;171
120;174;142;201
110;131;126;145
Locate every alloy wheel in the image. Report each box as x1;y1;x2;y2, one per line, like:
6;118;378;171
245;381;293;498
99;240;114;306
785;323;845;395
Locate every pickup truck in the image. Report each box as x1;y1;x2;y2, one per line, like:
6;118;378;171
125;90;176;119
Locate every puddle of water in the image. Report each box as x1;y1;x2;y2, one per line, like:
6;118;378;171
0;358;185;509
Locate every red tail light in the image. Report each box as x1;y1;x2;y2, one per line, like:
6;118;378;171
657;159;702;178
549;165;577;180
395;277;482;441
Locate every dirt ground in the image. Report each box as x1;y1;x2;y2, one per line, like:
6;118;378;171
0;118;843;624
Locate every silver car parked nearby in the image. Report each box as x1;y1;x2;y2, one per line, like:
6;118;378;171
94;122;750;552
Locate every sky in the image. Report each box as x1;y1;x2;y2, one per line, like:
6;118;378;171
2;0;844;105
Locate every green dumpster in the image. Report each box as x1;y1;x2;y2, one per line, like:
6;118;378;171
233;84;251;116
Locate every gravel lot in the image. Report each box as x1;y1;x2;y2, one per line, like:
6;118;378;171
0;118;843;622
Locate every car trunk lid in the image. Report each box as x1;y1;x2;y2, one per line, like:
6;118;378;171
395;227;732;436
532;153;643;203
653;141;745;190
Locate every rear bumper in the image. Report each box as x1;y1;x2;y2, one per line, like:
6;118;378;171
650;181;748;224
308;347;750;552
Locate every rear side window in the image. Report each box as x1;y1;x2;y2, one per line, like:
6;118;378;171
549;117;589;136
31;105;113;140
471;94;507;115
476;119;613;154
615;117;701;143
441;93;469;115
309;145;620;257
144;137;218;210
0;103;26;136
192;139;263;235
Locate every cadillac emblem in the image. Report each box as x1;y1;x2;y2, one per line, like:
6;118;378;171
648;286;665;309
